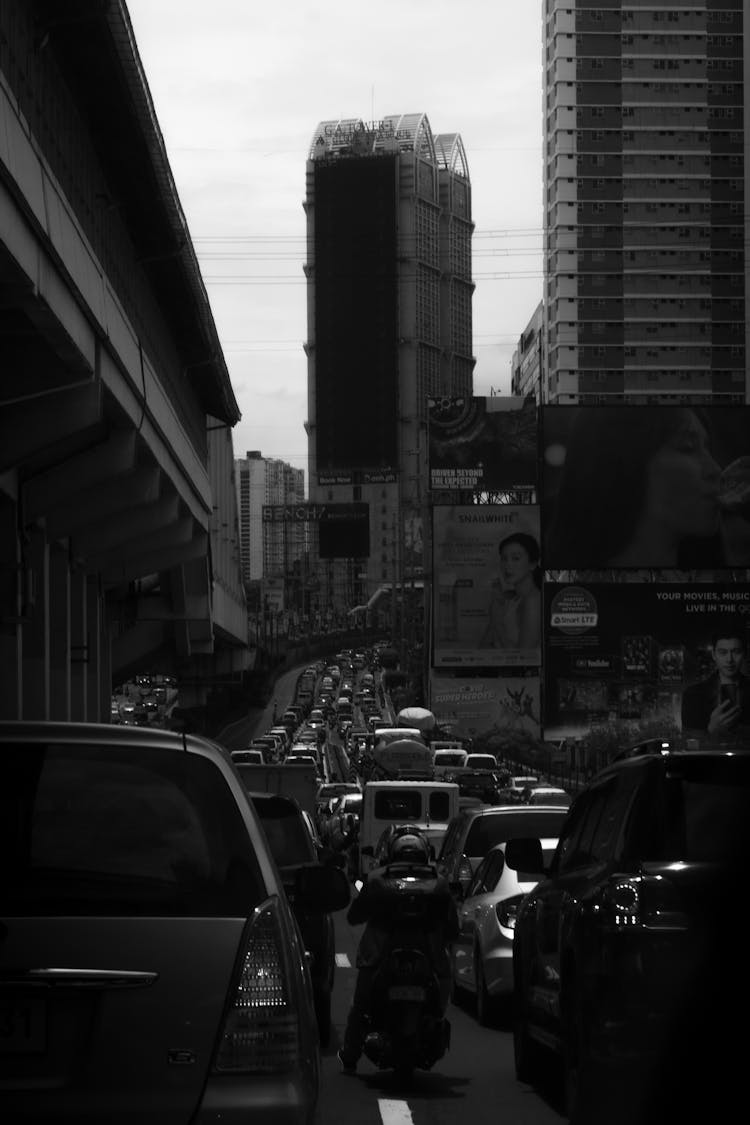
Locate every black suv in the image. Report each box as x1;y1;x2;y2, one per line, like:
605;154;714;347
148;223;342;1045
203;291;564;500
509;740;750;1125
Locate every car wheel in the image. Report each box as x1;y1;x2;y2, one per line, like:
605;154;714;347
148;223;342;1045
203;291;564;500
314;984;332;1047
475;946;497;1028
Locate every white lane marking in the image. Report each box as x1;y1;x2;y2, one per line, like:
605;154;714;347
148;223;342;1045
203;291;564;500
335;953;351;968
378;1101;414;1125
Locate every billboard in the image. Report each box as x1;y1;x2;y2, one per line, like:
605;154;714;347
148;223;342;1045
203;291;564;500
432;504;541;667
430;673;541;744
262;502;369;558
313;156;399;470
541;405;750;569
428;395;538;492
544;581;750;742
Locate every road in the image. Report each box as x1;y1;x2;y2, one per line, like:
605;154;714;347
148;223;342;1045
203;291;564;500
219;660;567;1123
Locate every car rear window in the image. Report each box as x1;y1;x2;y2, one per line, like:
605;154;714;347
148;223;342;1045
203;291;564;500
1;743;264;916
251;796;317;867
466;810;568;856
661;757;750;862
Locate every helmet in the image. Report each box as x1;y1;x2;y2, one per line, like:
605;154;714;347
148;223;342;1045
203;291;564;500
389;831;430;865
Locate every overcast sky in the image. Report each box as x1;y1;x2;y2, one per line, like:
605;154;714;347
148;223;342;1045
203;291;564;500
126;0;544;483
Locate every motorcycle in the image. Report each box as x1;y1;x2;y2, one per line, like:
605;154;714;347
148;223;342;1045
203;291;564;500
361;936;451;1082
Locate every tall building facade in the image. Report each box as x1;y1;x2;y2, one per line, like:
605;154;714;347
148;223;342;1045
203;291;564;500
304;113;475;613
543;0;746;404
511;301;545;400
235;451;305;588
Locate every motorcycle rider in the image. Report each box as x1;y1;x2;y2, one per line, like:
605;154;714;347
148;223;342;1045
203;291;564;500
338;827;458;1074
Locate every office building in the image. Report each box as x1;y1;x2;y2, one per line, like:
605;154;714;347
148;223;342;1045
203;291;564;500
511;301;545;400
304;113;475;614
543;0;746;403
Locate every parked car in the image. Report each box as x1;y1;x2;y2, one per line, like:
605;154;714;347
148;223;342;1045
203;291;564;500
1;720;349;1123
510;739;750;1124
247;791;349;1047
451;822;561;1026
437;804;570;896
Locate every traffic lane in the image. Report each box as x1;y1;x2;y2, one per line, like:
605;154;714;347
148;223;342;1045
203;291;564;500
318;907;565;1125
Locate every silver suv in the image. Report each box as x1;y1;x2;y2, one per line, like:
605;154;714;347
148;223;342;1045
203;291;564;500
437;804;570;895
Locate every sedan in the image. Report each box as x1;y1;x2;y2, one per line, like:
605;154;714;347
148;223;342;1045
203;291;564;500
1;720;349;1123
451;833;559;1026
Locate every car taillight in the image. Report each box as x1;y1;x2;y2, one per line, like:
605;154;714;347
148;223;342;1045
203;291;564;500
213;897;301;1073
495;894;525;930
600;875;688;931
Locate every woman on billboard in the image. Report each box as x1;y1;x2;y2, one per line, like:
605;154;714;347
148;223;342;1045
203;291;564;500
479;532;542;651
544;406;750;569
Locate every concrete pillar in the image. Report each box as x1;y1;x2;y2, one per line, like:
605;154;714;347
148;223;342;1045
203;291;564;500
87;576;109;722
49;543;71;720
70;566;87;720
22;528;50;719
0;493;22;718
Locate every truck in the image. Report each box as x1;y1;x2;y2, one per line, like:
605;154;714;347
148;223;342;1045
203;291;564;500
357;779;460;878
234;761;318;818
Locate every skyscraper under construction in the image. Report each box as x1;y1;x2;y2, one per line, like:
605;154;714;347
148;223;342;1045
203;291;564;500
304;113;475;620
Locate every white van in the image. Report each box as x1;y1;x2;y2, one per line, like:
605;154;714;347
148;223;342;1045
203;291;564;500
358;780;460;878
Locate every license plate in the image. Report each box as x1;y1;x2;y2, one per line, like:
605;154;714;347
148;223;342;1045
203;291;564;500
0;997;47;1053
388;985;425;1002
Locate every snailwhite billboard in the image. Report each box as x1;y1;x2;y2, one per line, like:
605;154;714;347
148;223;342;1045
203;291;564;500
432;504;542;668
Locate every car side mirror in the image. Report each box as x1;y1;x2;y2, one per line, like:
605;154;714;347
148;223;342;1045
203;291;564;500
295;862;351;912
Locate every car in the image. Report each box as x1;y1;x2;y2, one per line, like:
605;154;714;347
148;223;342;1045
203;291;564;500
509;739;750;1124
230;748;265;765
0;720;349;1123
433;748;469;777
521;785;571;807
450;823;561;1027
464;753;499;771
451;768;507;805
247;790;350;1047
437;804;571;896
511;774;540;790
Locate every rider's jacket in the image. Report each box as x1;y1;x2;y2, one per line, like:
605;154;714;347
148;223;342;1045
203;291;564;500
347;862;459;973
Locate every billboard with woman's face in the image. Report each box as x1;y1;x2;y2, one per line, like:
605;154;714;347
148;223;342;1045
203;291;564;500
432;505;541;667
541;405;750;570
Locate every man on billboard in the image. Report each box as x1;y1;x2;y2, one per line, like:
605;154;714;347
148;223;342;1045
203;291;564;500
681;627;750;736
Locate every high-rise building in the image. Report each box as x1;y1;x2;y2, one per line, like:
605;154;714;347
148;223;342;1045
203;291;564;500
235;451;305;587
543;0;746;404
304;113;475;613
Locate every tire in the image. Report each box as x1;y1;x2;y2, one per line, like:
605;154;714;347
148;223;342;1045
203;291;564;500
475;948;497;1028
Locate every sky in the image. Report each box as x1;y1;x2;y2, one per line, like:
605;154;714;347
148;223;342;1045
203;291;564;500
126;1;544;485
